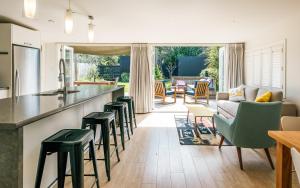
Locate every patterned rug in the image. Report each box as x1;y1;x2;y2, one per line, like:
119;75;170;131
175;115;232;146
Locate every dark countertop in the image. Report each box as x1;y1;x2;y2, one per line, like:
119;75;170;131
0;85;123;129
0;87;9;90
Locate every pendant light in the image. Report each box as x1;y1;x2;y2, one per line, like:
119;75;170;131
24;0;37;19
88;16;95;42
65;0;73;34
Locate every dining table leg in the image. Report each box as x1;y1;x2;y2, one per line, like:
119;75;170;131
276;142;292;188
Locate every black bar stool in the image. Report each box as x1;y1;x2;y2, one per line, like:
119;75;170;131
104;101;130;150
81;112;120;181
117;96;137;134
35;129;100;188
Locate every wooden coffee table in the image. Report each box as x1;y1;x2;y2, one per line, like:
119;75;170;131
186;105;216;136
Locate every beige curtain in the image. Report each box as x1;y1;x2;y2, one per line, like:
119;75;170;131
224;43;245;91
129;44;154;113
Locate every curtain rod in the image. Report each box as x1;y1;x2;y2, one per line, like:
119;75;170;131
59;42;245;46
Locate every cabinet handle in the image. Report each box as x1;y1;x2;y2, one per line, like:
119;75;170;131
24;42;32;46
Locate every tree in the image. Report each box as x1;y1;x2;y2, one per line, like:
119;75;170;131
165;61;176;79
86;65;100;82
100;56;120;66
75;54;101;64
200;47;220;90
155;47;204;78
75;54;120;66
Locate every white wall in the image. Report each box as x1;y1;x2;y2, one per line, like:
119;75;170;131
0;0;299;44
245;11;300;112
41;43;60;91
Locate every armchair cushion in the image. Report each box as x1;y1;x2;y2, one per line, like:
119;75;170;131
214;114;235;142
217;100;239;117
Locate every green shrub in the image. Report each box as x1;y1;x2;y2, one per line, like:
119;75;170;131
120;72;130;82
200;67;218;89
155;64;164;80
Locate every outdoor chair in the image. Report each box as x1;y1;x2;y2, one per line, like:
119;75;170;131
215;101;282;170
184;81;209;104
154;81;176;103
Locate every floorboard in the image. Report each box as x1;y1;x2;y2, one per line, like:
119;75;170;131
62;112;300;188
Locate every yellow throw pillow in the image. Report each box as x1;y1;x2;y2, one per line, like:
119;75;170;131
255;91;272;102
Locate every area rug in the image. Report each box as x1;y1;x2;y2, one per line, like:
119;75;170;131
175;115;232;146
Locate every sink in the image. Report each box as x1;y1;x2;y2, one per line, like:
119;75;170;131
34;89;80;96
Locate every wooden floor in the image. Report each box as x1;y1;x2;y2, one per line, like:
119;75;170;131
63;112;300;188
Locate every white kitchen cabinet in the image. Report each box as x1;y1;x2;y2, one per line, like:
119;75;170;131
11;24;41;49
0;89;9;99
0;24;41;97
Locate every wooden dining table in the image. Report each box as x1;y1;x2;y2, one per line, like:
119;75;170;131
268;131;300;188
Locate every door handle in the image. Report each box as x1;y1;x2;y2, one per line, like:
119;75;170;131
14;70;20;97
18;72;21;97
14;70;18;97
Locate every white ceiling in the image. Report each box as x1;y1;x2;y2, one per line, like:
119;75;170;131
0;0;299;43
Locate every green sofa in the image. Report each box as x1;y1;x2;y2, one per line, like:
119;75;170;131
214;101;282;170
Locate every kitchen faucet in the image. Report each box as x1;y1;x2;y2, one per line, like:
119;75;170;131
58;58;67;94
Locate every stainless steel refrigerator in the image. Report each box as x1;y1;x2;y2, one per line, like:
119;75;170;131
13;45;40;97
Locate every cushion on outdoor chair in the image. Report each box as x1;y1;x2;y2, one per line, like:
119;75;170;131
185;90;195;96
194;79;210;88
194;80;198;88
176;80;186;86
166;90;175;95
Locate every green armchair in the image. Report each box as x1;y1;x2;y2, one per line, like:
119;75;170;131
214;101;282;170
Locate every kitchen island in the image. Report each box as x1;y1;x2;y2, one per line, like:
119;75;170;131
0;85;124;188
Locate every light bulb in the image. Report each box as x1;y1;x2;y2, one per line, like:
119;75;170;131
24;0;36;19
65;9;73;34
88;23;94;42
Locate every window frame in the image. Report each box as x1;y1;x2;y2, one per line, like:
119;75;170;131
245;39;286;98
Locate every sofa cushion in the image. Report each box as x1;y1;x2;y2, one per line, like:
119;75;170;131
217;100;240;117
229;86;245;102
244;86;259;101
257;89;283;102
255;91;272;102
271;91;283;101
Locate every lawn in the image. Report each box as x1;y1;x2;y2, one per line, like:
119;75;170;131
118;82;129;94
